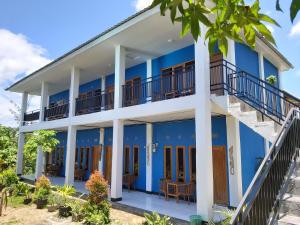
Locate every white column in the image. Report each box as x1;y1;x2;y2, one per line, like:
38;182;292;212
226;116;243;207
69;66;80;117
16;92;28;175
225;39;236;65
146;59;152;102
114;45;126;109
39;81;49;122
65;125;77;185
146;123;153;192
194;25;214;221
111;119;124;201
35;146;44;179
99;128;105;174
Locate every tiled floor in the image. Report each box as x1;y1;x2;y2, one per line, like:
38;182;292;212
21;175;197;221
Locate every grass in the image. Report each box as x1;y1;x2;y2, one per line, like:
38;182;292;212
7;196;26;208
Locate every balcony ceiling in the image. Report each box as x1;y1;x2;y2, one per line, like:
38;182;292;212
8;8;194;96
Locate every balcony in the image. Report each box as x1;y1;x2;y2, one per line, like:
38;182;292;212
75;89;114;116
23;110;40;124
44;102;69;121
122;63;195;107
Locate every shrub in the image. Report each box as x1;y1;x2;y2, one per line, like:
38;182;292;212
82;200;111;225
35;175;51;191
13;182;28;196
34;187;49;201
85;171;108;205
68;200;84;222
57;185;76;206
0;169;19;187
143;212;173;225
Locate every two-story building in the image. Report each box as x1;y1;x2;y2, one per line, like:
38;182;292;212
7;6;295;222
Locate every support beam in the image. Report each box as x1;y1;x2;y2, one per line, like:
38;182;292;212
111;119;124;201
35;146;44;179
226;116;243;207
101;76;106;110
114;45;125;109
69;66;80;117
39;81;49;122
65;125;77;185
16;92;28;175
194;25;214;221
99;128;105;174
146;123;152;192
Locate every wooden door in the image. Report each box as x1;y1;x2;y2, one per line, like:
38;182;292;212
210;53;224;96
92;145;102;172
212;146;228;205
176;146;186;182
104;146;112;183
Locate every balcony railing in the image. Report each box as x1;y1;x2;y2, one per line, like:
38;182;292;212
44;102;69;121
122;64;195;107
75;90;114;116
23;109;40;124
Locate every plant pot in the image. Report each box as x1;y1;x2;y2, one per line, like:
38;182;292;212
58;205;72;217
72;213;84;222
36;199;48;209
48;205;58;212
23;198;32;205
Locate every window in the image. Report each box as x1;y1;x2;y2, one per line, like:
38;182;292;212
133;145;139;176
124;146;130;174
85;147;90;170
164;146;172;179
106;86;114;109
125;77;141;106
176;146;186;182
189;146;196;182
80;147;84;169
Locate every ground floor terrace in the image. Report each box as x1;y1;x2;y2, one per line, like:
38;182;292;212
17;114;268;222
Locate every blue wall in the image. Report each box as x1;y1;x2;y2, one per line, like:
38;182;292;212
125;63;147;81
105;74;115;88
54;131;68;176
235;43;259;77
264;57;279;87
49;90;69;105
240;122;265;193
79;79;101;93
152;45;195;76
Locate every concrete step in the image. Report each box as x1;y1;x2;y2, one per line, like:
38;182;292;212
278;214;300;225
280;194;300;217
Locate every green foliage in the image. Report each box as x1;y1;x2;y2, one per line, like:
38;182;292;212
57;185;76;206
143;212;173;225
0;126;17;172
290;0;300;22
68;200;84;222
266;75;277;85
35;175;51;192
85;171;108;205
0;169;19;187
33;187;49;201
82;200;111;225
208;209;235;225
13;182;28;196
150;0;279;56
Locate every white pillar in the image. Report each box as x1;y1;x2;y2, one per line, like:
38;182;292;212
101;76;106;110
225;39;236;65
69;66;80;117
226;116;243;207
258;52;265;81
35;146;44;179
114;45;126;109
194;25;214;221
16;92;28;175
146;59;152;102
146;123;153;192
111;119;124;201
65;125;77;185
99;128;105;174
39;81;49;122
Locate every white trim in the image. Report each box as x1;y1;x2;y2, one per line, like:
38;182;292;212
99;128;105;174
114;45;126;109
39;81;49;122
146;123;153;192
69;67;80;117
35;146;44;179
65;125;77;185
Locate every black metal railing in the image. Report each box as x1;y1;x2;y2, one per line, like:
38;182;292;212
230;108;300;225
44;102;69;121
122;64;195;107
23;109;40;123
210;60;300;125
75;90;114;115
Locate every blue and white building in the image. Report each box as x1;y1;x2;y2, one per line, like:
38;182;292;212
7;6;295;222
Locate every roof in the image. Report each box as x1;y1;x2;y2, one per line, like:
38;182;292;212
6;6;293;91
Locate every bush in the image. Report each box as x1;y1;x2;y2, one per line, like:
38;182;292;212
82;200;111;225
34;187;49;201
13;182;28;196
0;169;19;187
143;212;173;225
57;185;76;206
35;175;51;191
85;171;108;205
68;200;84;222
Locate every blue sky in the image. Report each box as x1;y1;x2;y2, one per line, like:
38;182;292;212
0;0;299;126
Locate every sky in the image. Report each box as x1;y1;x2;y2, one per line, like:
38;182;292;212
0;0;299;127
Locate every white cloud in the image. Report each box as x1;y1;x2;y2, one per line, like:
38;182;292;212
133;0;152;11
0;29;50;127
289;21;300;37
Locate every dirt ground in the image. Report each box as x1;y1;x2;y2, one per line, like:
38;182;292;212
0;205;145;225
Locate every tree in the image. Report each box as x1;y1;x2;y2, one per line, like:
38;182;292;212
150;0;299;55
0;126;18;171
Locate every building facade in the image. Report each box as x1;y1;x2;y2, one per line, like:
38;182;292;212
7;7;293;222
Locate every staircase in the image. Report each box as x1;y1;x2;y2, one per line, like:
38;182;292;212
208;59;300;225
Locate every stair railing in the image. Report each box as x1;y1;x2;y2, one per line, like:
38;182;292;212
210;60;300;125
230;108;300;225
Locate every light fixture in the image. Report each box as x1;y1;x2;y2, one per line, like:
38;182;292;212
167;39;174;43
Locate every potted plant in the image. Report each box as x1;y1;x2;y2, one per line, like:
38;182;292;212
69;200;84;222
23;185;32;205
47;193;60;212
34;187;49;209
57;185;76;217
